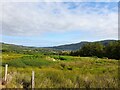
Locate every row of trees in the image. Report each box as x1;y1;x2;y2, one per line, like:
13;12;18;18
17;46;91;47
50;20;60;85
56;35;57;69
70;41;120;60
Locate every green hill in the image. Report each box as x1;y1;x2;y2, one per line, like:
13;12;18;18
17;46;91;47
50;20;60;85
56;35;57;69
1;40;117;52
45;40;117;51
1;43;59;55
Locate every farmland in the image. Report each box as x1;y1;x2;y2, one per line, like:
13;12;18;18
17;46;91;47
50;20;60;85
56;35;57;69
1;51;118;88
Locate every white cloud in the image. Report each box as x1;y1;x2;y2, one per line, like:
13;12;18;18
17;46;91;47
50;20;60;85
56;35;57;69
1;2;118;39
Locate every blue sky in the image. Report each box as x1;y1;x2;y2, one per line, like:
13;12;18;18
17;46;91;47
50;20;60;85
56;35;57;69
1;1;118;47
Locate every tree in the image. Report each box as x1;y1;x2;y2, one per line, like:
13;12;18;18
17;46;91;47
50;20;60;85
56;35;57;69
69;41;120;60
105;41;120;59
79;42;104;58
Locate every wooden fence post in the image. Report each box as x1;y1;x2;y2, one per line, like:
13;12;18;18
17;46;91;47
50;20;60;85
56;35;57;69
31;71;35;89
4;64;8;82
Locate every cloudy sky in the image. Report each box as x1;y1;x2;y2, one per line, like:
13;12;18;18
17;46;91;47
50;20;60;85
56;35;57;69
1;1;118;47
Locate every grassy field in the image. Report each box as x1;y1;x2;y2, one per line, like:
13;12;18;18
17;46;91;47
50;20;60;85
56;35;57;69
1;52;119;88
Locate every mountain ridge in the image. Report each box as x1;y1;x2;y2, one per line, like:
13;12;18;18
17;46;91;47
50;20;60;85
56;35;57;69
1;39;117;51
45;40;117;51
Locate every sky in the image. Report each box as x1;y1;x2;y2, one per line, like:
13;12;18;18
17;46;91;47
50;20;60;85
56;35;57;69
0;1;119;47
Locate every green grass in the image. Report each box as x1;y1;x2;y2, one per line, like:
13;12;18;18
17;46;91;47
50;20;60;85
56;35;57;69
3;57;54;68
1;53;119;88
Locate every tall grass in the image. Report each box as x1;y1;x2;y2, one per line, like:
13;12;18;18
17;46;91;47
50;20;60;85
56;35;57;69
2;53;118;88
5;68;118;88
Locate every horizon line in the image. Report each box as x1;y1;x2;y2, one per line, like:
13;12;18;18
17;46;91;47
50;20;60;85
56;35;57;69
1;39;118;48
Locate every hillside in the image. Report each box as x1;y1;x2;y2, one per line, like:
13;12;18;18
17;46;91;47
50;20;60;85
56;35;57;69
1;40;117;52
1;46;118;88
0;40;119;88
1;43;59;55
46;40;117;51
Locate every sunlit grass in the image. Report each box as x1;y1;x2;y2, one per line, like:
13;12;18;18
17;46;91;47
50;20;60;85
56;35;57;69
2;53;25;61
1;53;118;88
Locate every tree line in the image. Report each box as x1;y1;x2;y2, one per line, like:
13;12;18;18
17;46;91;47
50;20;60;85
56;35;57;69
70;40;120;60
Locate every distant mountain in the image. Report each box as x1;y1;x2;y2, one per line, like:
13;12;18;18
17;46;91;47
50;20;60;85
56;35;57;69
45;40;117;51
1;40;117;52
1;42;59;54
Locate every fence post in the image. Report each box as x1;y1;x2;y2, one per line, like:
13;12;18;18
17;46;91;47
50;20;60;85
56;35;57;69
31;71;35;89
4;64;8;82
